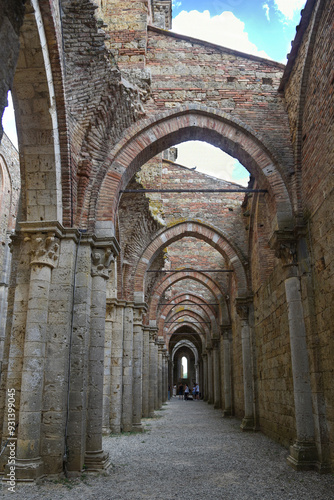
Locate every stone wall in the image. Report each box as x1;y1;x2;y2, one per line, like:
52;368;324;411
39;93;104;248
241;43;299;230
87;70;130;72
283;0;334;467
0;133;20;366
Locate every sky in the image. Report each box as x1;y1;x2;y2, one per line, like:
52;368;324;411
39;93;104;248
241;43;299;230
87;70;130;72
2;0;306;185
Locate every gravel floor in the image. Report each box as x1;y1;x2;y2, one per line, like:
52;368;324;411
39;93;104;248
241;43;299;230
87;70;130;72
2;398;334;499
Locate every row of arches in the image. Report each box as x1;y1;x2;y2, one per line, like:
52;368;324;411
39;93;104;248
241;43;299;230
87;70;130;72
0;0;332;481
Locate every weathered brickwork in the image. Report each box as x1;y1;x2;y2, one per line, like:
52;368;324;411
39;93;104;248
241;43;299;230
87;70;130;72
283;0;334;465
145;28;294;178
254;265;295;446
0;0;332;480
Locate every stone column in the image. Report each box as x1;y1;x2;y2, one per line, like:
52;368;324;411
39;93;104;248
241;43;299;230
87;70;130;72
273;235;318;470
154;337;159;411
212;339;221;409
162;350;166;403
15;231;59;480
236;299;255;431
222;326;233;417
163;351;169;402
157;339;164;409
122;302;134;432
110;300;126;433
207;347;213;404
202;353;208;401
142;326;150;417
148;330;157;417
198;360;203;399
0;230;12;370
102;301;115;434
85;244;115;471
132;303;146;431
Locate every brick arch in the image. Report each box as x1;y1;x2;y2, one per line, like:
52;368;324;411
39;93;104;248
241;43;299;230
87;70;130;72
135;221;248;298
164;308;213;336
146;271;225;326
158;293;221;334
168;323;205;351
12;1;68;224
171;340;200;364
160;291;231;325
167;318;207;338
165;307;210;327
93;105;294;235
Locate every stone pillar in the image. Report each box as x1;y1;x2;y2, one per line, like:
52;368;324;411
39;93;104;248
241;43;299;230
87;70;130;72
142;326;150;417
222;326;233;417
157;339;164;409
148;330;157;417
207;347;213;404
162;350;166;403
272;235;318;470
154;337;159;411
122;302;134;432
102;301;115;434
212;339;221;409
65;237;91;473
236;299;255;431
198;360;203;399
15;231;59;480
163;351;169;402
110;300;126;433
85;244;115;471
0;231;29;473
132;303;146;431
202;353;208;401
0;231;12;370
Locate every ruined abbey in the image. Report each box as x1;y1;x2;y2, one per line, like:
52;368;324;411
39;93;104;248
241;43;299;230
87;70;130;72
0;0;333;481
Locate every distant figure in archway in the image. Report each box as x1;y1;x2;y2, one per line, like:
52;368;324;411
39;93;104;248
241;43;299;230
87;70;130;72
195;383;200;400
184;385;189;400
178;383;184;400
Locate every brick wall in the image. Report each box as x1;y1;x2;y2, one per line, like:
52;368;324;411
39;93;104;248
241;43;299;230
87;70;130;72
284;0;334;464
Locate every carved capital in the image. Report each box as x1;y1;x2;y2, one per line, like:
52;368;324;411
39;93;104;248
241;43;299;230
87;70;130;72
133;302;148;325
221;324;232;339
212;338;220;349
269;230;298;267
25;232;60;269
149;330;157;343
235;298;252;320
91;246;114;279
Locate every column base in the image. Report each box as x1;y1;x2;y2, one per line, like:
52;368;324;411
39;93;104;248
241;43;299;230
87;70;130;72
84;450;110;472
102;427;111;436
287;441;318;471
223;408;233;417
132;423;144;433
6;457;44;481
240;416;255;431
214;402;221;409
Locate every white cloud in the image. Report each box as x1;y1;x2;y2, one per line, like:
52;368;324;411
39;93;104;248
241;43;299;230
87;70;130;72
172;10;270;59
263;3;270;21
175;141;249;186
274;0;306;21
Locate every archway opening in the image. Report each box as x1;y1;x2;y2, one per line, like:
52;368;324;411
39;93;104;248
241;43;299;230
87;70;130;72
181;356;188;379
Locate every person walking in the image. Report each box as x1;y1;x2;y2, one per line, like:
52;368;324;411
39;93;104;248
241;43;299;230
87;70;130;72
178;383;184;400
184;384;189;401
195;383;199;400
